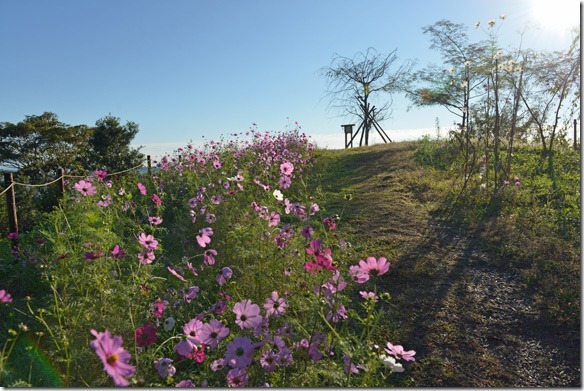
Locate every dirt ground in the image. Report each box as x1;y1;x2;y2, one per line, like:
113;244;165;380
316;142;581;387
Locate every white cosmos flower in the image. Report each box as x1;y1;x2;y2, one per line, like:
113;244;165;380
164;317;176;331
273;189;284;201
380;354;404;373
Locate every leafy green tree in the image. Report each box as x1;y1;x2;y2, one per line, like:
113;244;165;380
85;114;145;172
0;112;91;182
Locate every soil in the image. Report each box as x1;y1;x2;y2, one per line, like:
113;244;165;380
317;142;581;387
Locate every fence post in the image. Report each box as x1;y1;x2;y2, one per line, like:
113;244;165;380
574;119;578;151
147;155;152;175
57;168;65;198
4;172;18;235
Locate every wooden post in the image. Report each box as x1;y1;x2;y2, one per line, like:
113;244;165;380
4;172;18;235
147;155;152;175
574;119;578;151
342;124;355;149
57;168;65;198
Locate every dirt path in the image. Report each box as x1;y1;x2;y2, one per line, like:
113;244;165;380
318;143;580;387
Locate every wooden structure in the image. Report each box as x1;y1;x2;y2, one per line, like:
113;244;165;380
344;99;393;148
342;124;355;148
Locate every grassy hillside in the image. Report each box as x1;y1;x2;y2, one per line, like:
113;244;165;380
312;140;580;386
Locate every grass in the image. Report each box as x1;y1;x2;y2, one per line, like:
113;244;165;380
312;139;580;387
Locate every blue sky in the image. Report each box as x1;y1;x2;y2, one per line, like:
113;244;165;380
0;0;580;158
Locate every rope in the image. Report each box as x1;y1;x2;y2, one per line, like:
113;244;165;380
2;162;147;190
0;182;14;197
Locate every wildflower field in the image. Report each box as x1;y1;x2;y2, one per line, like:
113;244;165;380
0;125;580;387
0;127;413;387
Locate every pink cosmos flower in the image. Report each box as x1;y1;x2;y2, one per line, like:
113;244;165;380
260;350;278;372
343;354;360;374
224;337;254;369
184;286;200;303
268;212;280;227
137;182;147;195
153;358;176;378
280;162;294;176
138;249;155;264
8;231;19;241
264;291;288;317
134;322;158;347
226;367;248;387
203;249;217;266
358;256;390;277
152;298;165;318
148;216;163;225
93;169;107;181
233;299;262;330
175;379;195;387
349;265;370;283
186;262;198;276
384;342;416;362
211;358;227;371
279;176;291;189
111;245;127;260
151;194;162;206
0;289;12;303
90;329;135;387
198;319;230;349
138;233;159;250
167;266;187;282
174;318;204;357
196;227;213;248
326;301;348;323
74;180;97;196
309;202;320;215
301;225;314;238
359;291;379;303
216;267;233;286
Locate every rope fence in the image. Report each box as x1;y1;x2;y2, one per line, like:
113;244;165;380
2;156;153;236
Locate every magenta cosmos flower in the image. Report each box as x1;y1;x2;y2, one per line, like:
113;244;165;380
137;182;147;195
233;300;262;330
74;180;97;196
152;298;165;318
93;169;107;181
90;329;135;387
358;256;390;277
0;289;12;303
384;342;416;362
134;322;158;347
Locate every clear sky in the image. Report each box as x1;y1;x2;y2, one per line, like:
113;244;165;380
0;0;580;158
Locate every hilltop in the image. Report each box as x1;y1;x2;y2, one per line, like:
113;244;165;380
314;141;580;387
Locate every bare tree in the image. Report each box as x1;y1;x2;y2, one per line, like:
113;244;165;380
321;47;413;146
